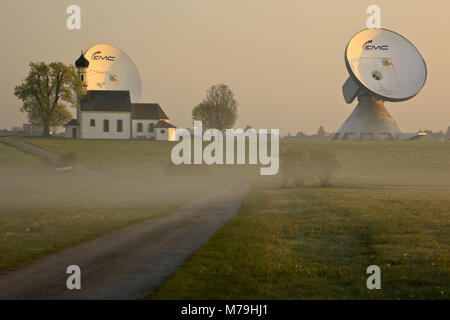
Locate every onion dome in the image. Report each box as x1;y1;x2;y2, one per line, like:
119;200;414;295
75;51;89;68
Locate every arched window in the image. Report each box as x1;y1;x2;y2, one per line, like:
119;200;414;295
117;119;123;132
90;119;95;127
103;119;109;132
148;123;155;133
137;123;143;132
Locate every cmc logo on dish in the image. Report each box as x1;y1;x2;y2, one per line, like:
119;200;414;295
91;51;115;62
363;40;389;51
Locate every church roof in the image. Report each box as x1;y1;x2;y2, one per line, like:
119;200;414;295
65;119;80;126
131;103;169;120
75;52;89;68
80;90;131;112
155;120;177;129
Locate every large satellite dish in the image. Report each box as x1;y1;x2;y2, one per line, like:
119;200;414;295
84;44;142;103
332;28;427;141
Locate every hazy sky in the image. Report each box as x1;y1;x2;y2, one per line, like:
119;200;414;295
1;0;449;134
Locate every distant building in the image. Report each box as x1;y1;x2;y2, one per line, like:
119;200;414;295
65;52;177;140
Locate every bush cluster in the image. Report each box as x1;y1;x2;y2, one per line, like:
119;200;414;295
280;148;341;187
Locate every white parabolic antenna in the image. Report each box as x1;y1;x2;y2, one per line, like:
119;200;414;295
332;28;427;140
84;44;142;103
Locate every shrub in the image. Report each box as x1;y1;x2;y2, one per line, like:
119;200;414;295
280;148;340;188
308;150;341;187
280;148;310;187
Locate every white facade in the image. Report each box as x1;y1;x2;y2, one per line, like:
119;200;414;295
156;127;176;141
65;78;174;140
65;111;176;140
131;119;159;139
81;112;131;139
65;125;80;138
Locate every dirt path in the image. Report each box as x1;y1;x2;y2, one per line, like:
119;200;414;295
0;182;249;299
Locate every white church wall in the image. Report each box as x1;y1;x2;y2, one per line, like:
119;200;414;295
131;120;159;139
81;112;131;139
155;127;176;141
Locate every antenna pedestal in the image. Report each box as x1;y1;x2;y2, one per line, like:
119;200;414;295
331;94;402;140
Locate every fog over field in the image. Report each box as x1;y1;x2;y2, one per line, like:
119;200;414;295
2;138;449;223
0;138;449;299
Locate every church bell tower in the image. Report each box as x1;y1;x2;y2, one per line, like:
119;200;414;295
75;51;89;94
74;51;89;123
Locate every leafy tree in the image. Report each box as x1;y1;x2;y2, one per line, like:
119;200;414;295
192;84;238;131
14;62;83;137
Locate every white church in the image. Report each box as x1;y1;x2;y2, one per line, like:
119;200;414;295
65;52;177;140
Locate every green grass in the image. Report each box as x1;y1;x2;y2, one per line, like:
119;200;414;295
279;140;450;187
147;140;450;299
19;138;450;186
0;141;48;173
0;137;223;273
19;137;175;175
0;205;174;274
0;168;222;274
4;138;450;299
149;186;450;299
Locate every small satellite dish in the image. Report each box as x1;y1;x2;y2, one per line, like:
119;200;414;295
84;44;142;103
332;28;427;141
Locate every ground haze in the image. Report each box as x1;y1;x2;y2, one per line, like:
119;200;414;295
0;138;449;299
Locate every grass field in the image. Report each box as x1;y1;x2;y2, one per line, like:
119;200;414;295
0;204;174;273
18;136;174;175
147;139;450;299
0;140;48;174
2;137;449;298
279;140;450;187
18;137;450;186
150;186;449;299
0;138;223;273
